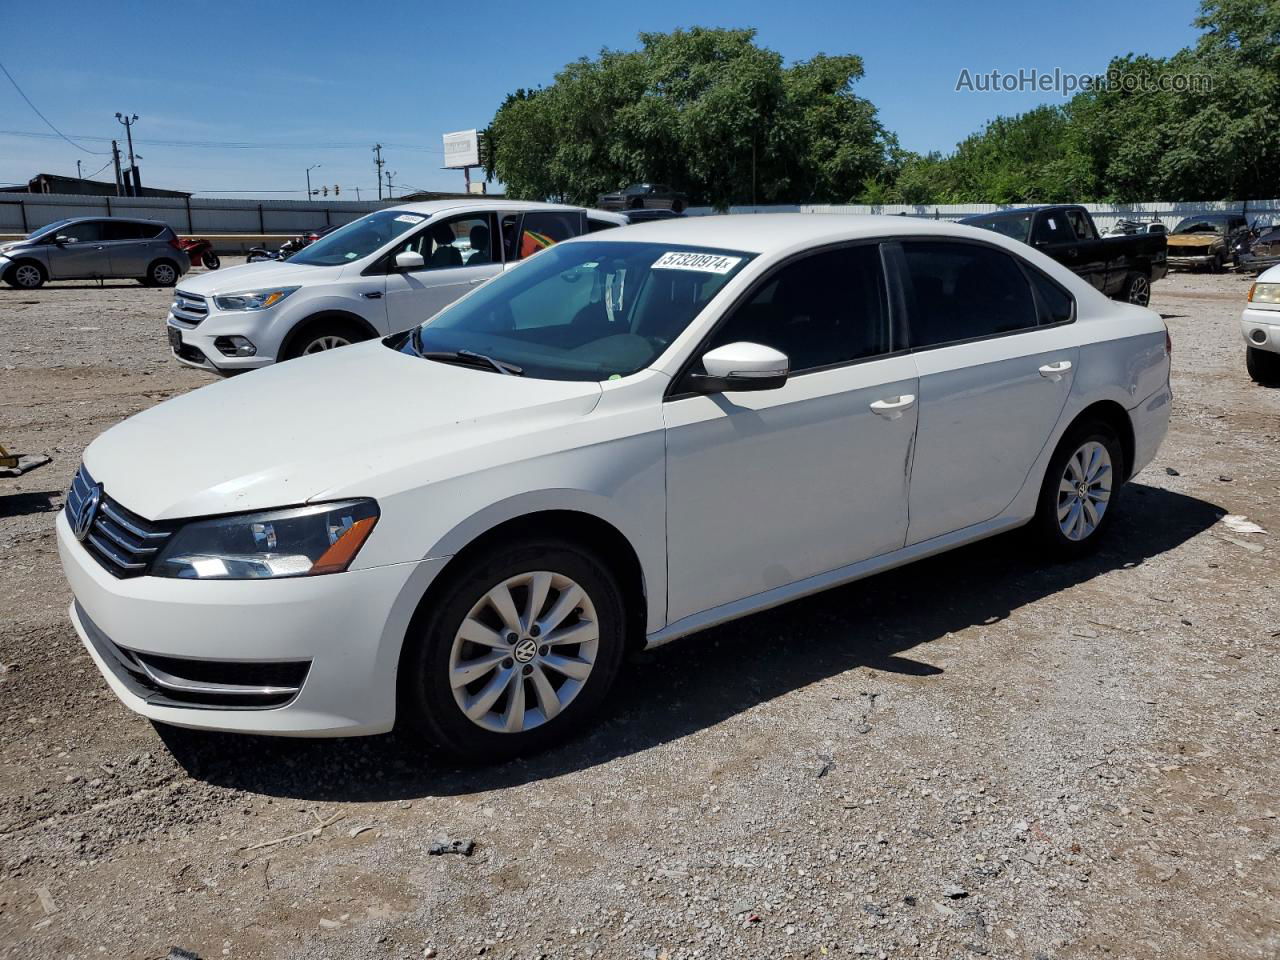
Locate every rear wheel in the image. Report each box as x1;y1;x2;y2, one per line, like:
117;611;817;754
398;540;626;761
201;252;221;270
1246;346;1280;386
1029;418;1125;560
1122;272;1151;306
145;259;179;287
5;261;45;289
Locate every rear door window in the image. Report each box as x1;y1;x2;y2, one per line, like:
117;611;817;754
902;241;1039;347
102;221;157;241
1031;214;1071;245
1064;209;1096;240
516;211;585;260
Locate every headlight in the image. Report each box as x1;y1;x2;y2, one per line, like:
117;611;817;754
213;286;299;311
153;500;378;580
1248;282;1280;304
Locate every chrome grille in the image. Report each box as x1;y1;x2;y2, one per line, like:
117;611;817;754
171;290;208;326
66;465;173;578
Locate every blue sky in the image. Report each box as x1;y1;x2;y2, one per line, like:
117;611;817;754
1;0;1203;198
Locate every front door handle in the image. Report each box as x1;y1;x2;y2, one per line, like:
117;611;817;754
469;277;487;285
362;291;383;299
1039;360;1073;381
869;394;916;419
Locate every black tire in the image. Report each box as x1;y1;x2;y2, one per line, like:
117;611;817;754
202;252;221;270
671;198;686;213
145;259;179;287
1028;417;1126;560
1211;250;1226;273
398;539;627;762
1122;271;1151;306
5;260;46;290
279;318;371;361
1246;346;1280;386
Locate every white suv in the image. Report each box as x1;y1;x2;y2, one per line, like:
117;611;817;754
1243;263;1280;385
166;199;596;373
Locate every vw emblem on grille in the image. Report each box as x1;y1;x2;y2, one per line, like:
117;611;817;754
71;483;102;542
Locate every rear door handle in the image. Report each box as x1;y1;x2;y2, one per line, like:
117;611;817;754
869;394;916;419
469;277;487;285
1039;360;1072;381
362;291;383;299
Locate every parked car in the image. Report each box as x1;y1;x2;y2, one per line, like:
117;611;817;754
597;183;688;213
1102;218;1167;238
60;214;1171;758
1166;213;1249;272
588;208;687;231
166;200;594;373
1232;217;1280;272
0;217;189;289
1242;264;1280;385
960;205;1167;306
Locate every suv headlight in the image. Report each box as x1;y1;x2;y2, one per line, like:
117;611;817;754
1249;282;1280;304
213;286;300;311
153;500;378;580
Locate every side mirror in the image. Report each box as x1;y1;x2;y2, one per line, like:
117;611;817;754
690;342;789;394
54;235;73;245
394;250;425;271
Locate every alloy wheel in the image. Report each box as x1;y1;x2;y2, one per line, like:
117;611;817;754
1127;275;1150;306
1057;440;1112;541
154;264;177;285
448;571;599;734
303;335;351;354
14;264;42;288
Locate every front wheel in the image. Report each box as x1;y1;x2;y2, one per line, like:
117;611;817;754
201;252;221;270
1246;346;1280;386
280;319;370;360
398;541;627;761
5;261;45;289
1029;419;1125;560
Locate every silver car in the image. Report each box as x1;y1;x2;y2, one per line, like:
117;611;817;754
0;217;190;289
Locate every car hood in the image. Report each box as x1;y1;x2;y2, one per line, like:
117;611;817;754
83;341;603;520
1167;233;1222;247
175;259;343;295
0;239;35;255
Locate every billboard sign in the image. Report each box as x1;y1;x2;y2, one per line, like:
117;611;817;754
443;129;480;169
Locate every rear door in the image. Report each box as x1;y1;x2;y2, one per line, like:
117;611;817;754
46;220;109;279
1063;208;1110;292
100;220;159;278
894;239;1079;544
383;212;503;332
1033;210;1101;290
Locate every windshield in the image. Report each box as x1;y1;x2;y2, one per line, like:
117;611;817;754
27;218;73;240
400;240;753;381
289;209;429;266
1173;217;1228;235
962;213;1033;243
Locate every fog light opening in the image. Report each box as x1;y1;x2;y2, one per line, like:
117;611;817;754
1250;328;1268;345
214;335;257;357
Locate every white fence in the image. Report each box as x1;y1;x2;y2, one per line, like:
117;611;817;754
0;192;391;244
685;199;1280;233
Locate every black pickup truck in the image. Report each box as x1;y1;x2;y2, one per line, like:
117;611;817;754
960;205;1167;307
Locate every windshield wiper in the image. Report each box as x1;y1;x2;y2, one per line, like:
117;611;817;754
420;348;523;376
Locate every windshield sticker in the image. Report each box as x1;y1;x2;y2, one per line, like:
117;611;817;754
652;251;742;274
394;214;426;224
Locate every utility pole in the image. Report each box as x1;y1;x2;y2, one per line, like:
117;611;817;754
76;160;82;180
115;112;139;196
111;139;124;196
372;144;384;201
355;186;361;201
306;163;322;200
384;170;396;200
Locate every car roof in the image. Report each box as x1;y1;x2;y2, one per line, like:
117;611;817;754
61;216;168;225
959;205;1077;220
384;199;586;217
563;213;1026;255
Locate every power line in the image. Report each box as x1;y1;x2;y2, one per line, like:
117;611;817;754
0;60;108;155
0;128;443;153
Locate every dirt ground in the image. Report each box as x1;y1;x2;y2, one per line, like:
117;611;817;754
0;264;1277;960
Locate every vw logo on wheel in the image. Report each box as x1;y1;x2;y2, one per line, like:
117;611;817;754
513;638;539;664
71;484;102;542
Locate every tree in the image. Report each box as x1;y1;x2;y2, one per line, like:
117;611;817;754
484;28;894;207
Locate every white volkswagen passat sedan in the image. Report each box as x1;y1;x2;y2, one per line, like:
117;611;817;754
59;215;1171;759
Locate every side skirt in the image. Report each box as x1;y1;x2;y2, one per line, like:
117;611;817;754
643;515;1027;650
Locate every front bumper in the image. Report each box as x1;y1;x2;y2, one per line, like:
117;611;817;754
57;509;447;736
167;314;275;374
1241;306;1280;356
1167;253;1219;269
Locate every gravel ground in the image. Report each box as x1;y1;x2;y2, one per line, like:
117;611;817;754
0;265;1277;960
